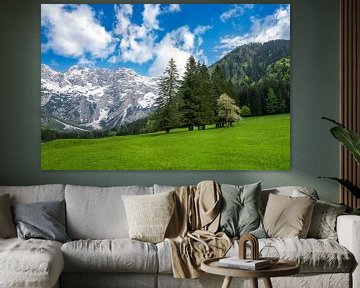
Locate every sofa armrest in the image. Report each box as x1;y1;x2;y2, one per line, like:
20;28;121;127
337;215;360;288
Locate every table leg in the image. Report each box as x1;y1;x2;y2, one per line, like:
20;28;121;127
221;276;233;288
251;278;258;288
263;277;273;288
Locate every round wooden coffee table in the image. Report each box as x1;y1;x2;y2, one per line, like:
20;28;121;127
201;257;300;288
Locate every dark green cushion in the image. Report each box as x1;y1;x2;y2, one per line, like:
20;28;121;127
218;182;266;238
12;200;70;243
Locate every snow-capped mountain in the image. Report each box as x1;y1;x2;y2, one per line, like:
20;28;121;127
41;64;160;131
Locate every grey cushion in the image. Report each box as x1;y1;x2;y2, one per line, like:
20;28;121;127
0;238;64;288
0;184;65;204
61;239;158;273
218;182;266;238
0;194;16;238
12;200;70;243
308;200;347;240
65;185;153;239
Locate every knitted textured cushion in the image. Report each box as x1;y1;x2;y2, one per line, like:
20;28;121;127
122;191;175;243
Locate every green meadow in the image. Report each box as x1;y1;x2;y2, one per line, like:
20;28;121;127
41;114;290;170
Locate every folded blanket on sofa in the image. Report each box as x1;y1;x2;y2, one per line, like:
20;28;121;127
165;181;231;278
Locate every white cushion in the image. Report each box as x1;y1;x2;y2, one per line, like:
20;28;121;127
65;185;153;239
0;238;63;288
61;239;158;273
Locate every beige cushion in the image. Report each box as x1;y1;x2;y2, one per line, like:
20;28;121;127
122;191;175;243
61;239;158;273
261;186;319;213
0;194;16;238
263;193;316;238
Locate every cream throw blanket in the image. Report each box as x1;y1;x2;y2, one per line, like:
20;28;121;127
165;181;231;279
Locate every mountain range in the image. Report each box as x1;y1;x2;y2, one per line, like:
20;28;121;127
41;39;290;132
41;65;160;131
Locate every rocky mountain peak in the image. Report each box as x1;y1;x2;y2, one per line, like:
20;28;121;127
41;65;160;131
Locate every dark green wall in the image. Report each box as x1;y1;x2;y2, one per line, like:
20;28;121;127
0;0;340;202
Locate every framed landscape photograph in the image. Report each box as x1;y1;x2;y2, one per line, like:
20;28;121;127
41;3;290;170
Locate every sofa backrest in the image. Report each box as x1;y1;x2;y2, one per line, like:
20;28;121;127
0;184;65;204
65;184;153;240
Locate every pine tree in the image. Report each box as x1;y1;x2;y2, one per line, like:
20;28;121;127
266;88;278;115
193;63;214;129
178;56;198;131
154;58;181;133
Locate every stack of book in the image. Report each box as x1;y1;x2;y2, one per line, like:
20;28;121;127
218;257;271;270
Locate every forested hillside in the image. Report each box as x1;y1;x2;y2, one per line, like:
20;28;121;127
210;39;290;116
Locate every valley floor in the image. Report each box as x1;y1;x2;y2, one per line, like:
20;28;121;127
41;114;290;170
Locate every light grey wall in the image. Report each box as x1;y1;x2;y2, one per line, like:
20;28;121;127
0;0;340;202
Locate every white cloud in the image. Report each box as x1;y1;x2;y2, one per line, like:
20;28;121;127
142;4;161;30
113;4;133;35
149;26;207;77
220;4;254;22
168;4;181;13
41;4;115;59
77;57;96;67
113;4;157;64
219;5;290;52
194;25;212;35
111;5;207;76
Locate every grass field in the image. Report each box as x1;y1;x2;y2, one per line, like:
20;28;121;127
41;114;290;170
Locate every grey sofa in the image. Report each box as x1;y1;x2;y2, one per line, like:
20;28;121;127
0;184;359;288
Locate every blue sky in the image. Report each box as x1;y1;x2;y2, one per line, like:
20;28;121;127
41;4;290;76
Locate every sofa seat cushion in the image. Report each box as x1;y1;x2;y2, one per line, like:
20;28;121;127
231;238;354;273
0;238;64;288
62;239;158;273
157;238;353;274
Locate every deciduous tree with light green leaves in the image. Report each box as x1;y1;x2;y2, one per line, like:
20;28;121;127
217;93;241;127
